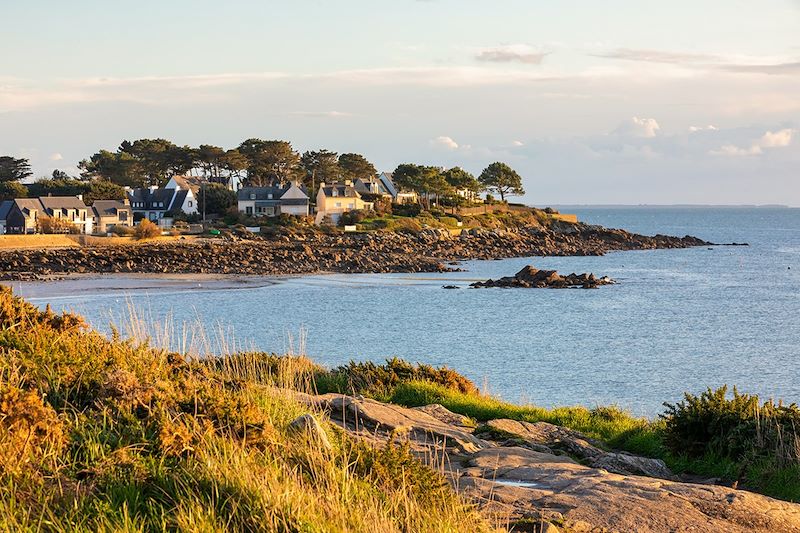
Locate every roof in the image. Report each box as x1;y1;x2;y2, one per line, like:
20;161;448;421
281;198;309;206
237;186;285;201
92;200;129;218
127;188;175;209
14;198;46;215
320;184;359;198
171;175;203;194
170;190;189;211
0;200;12;220
38;196;88;211
354;178;391;196
254;200;281;207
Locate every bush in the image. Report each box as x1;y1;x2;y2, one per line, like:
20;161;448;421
388;217;422;234
37;215;79;234
316;358;478;399
133;219;161;240
392;203;421;217
661;385;800;463
338;209;376;227
109;225;134;236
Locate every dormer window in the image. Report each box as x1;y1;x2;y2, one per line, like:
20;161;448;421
267;193;273;200
249;193;256;200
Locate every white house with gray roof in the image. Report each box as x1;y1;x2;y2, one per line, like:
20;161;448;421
236;183;309;217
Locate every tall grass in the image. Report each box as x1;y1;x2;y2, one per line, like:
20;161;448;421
0;287;493;532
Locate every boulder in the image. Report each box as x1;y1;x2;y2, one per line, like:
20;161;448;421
470;265;614;289
287;413;332;451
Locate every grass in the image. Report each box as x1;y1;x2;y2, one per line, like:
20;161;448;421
0;287;494;532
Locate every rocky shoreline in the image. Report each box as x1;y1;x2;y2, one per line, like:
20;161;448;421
297;391;800;533
0;223;712;282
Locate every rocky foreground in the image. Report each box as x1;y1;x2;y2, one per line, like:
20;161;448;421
0;223;710;281
471;265;615;289
294;392;800;533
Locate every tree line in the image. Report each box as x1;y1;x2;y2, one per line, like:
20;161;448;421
0;137;526;205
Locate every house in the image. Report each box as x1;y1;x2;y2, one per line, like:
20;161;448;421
377;172;418;205
314;181;371;224
237;183;310;217
0;200;12;234
2;196;93;234
127;181;198;223
92;199;134;233
353;176;392;198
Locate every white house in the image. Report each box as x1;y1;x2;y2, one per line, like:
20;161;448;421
237;183;310;217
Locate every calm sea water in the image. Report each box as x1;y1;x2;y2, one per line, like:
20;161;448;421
10;207;800;417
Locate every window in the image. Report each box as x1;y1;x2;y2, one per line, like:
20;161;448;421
348;203;355;209
267;193;273;200
335;202;342;208
249;193;256;200
246;207;253;215
188;201;192;207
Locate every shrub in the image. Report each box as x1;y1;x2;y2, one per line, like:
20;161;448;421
388;217;422;234
661;385;800;463
109;225;134;236
37;215;79;234
133;219;161;240
392;203;421;217
316;358;478;399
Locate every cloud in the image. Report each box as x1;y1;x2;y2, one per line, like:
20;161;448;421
594;48;800;76
710;128;794;156
613;117;661;138
475;45;548;65
688;125;718;133
287;111;352;118
431;136;459;150
718;62;800;75
49;152;63;161
593;48;721;65
511;140;525;147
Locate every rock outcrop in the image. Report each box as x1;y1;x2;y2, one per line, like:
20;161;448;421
471;265;614;289
298;392;800;533
0;223;710;281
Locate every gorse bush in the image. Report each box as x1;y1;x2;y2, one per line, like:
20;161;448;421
316;357;478;399
662;385;800;464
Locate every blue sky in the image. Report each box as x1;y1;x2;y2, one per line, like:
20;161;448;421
1;0;799;204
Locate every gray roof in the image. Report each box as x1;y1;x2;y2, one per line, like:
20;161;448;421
170;189;189;211
321;184;359;198
237;186;285;201
127;188;175;210
281;198;309;206
92;200;129;218
38;196;88;211
254;200;281;207
0;200;12;220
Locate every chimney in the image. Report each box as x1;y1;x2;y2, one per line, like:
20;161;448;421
123;196;130;207
319;182;325;189
77;194;83;202
344;180;352;186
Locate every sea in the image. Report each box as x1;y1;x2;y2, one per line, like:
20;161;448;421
10;207;800;417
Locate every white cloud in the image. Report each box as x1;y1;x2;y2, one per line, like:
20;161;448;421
613;117;661;138
689;125;718;132
475;44;548;65
431;136;459;150
759;128;794;148
511;140;525;147
49;152;63;161
710;128;794;156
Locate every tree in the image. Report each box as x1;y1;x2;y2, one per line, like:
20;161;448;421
84;180;126;204
478;162;525;202
301;149;339;191
338;153;376;182
238;139;300;187
196;183;237;216
392;164;424;202
79;150;142;187
0;181;28;201
0;156;32;183
195;145;227;184
443;167;481;193
221;149;248;184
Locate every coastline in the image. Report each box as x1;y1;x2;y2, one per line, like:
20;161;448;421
0;222;711;282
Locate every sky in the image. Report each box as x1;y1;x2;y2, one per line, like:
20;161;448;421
1;0;799;205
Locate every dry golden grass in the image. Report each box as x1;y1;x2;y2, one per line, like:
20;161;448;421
0;287;495;532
